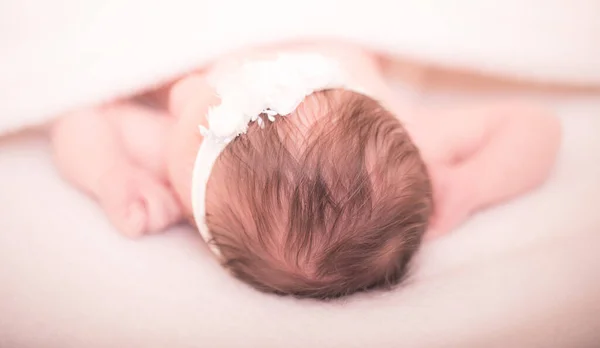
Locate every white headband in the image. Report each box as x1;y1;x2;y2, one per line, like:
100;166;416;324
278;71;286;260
191;53;364;257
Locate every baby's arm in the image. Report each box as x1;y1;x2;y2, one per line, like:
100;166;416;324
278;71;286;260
412;103;562;235
51;102;182;237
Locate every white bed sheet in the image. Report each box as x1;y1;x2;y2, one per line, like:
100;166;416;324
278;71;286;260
1;85;600;348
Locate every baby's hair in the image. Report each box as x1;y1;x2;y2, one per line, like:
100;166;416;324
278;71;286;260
205;89;432;299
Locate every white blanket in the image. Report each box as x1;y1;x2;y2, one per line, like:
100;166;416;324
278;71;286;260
1;1;600;347
1;0;599;134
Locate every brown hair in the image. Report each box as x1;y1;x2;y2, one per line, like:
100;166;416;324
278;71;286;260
204;89;432;299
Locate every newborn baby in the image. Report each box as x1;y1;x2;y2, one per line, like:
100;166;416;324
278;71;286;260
51;42;561;298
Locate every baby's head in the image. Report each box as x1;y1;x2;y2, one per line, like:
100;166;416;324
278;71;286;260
204;89;432;298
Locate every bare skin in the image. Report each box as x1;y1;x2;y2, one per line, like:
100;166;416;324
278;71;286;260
50;42;562;238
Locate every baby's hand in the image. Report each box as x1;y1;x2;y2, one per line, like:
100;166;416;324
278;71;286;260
97;163;183;238
419;103;561;239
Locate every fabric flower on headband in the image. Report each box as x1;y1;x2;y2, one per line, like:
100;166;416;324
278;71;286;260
199;53;355;144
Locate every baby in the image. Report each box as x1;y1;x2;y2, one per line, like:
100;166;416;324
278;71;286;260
51;42;561;299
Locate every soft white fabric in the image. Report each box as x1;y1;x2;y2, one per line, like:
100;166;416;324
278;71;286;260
2;87;600;347
2;1;600;346
1;0;599;134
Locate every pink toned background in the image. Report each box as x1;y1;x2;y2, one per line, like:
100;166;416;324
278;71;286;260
1;1;600;347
